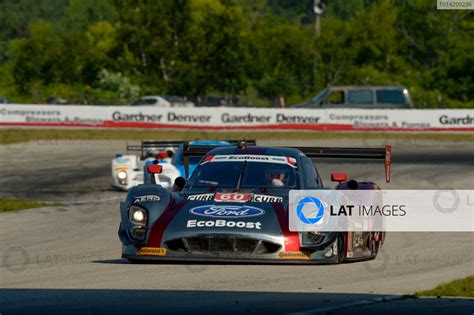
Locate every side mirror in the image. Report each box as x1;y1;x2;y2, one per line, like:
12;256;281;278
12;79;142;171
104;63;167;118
172;176;186;192
147;164;163;174
331;172;348;182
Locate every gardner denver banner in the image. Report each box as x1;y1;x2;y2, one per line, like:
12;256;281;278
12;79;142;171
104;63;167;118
0;104;473;131
289;190;473;232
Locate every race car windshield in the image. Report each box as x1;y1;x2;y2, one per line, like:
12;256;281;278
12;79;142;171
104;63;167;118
187;160;298;190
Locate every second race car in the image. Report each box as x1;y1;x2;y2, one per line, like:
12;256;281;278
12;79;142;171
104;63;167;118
112;140;255;191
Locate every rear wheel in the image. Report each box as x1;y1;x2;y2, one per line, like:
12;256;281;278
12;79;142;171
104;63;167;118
369;232;385;259
336;233;346;263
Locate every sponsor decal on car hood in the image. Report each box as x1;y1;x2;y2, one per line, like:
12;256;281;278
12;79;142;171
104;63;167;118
214;193;252;202
187;193;283;203
251;194;283;203
134;195;161;203
187;219;261;229
187;193;214;201
189;204;265;218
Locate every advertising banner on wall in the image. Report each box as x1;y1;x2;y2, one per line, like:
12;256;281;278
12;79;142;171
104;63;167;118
1;104;473;131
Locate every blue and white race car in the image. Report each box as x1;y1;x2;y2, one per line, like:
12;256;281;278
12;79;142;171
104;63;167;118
112;140;255;191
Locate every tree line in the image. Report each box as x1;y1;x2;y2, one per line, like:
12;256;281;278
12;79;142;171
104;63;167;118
0;0;472;108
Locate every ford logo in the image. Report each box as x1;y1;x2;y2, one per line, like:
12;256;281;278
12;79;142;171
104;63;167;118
189;205;265;218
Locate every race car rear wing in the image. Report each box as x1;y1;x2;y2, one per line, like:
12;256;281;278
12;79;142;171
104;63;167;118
127;140;257;158
292;146;392;183
182;139;257;177
182;143;391;183
128;139;257;154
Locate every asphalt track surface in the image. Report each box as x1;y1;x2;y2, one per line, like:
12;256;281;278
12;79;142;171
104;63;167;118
1;137;473;314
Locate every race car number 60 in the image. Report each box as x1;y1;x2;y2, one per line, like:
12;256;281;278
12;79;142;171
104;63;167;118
215;193;252;202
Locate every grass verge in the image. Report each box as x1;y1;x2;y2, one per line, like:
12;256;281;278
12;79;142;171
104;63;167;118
416;276;474;298
1;128;473;145
0;198;50;212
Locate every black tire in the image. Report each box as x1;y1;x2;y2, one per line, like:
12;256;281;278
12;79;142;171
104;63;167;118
369;232;385;259
336;233;346;263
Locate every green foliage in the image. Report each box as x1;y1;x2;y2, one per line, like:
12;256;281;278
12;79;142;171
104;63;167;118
62;0;118;32
96;69;140;103
0;198;49;212
0;0;67;41
326;0;366;20
416;276;474;297
0;0;472;107
253;22;314;101
2;128;472;147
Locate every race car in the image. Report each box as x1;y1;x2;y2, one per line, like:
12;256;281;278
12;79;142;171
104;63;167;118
111;153;145;191
142;140;243;186
118;142;391;263
112;140;256;191
111;141;181;191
